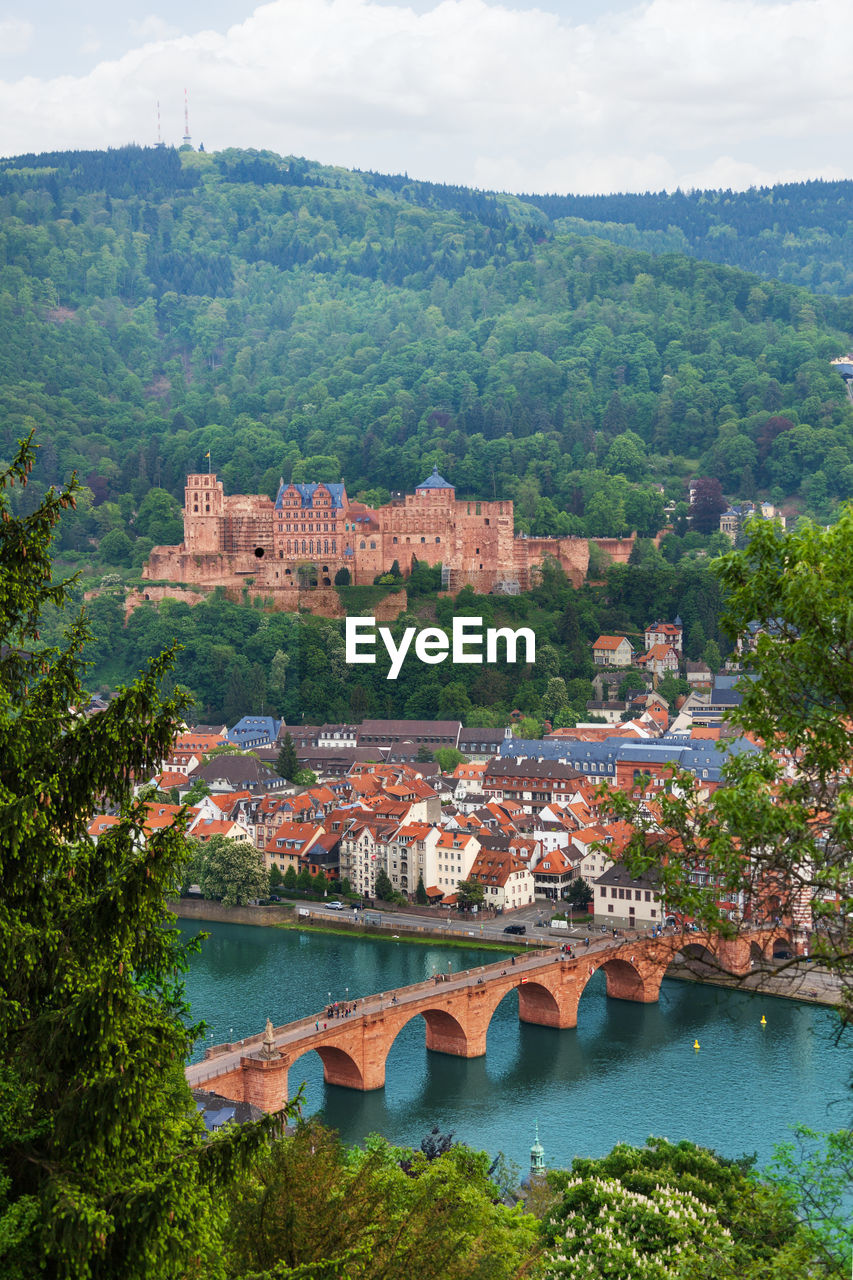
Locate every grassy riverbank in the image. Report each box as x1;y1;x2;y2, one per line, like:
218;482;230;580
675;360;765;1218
168;897;535;952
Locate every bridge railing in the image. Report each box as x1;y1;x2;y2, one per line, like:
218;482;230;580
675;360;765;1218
198;947;569;1064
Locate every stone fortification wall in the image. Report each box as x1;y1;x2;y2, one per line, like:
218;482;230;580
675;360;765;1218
125;585;209;618
590;537;636;565
127;570;408;621
514;536;590;588
147;472;640;609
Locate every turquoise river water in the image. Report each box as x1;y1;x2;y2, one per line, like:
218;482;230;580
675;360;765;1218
181;920;851;1173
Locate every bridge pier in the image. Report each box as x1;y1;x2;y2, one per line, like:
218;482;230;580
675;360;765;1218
240;1052;290;1111
424;1006;485;1058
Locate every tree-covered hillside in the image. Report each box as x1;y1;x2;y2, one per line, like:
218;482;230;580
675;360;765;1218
520;180;853;296
0;145;852;573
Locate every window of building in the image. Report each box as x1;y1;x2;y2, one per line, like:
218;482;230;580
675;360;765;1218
608;904;614;913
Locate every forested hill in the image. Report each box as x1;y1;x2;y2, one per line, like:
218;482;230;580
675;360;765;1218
518;180;853;296
1;144;852;570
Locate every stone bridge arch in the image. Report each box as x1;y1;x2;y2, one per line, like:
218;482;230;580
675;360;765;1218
289;1041;365;1091
377;1003;471;1060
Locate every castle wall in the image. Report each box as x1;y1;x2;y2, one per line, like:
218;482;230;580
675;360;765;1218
150;472;627;606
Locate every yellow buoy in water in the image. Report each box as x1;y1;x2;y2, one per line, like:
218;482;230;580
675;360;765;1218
760;1015;767;1026
693;1039;700;1051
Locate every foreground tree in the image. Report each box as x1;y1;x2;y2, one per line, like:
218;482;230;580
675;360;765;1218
609;506;853;1012
0;439;276;1278
540;1138;819;1279
224;1120;538;1280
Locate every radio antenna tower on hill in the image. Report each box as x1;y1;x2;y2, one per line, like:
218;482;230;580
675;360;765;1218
182;88;192;147
155;100;165;148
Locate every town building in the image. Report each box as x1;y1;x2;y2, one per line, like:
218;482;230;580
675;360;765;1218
636;644;680;678
468;845;535;912
594;863;662;928
645;621;683;653
592;635;634;667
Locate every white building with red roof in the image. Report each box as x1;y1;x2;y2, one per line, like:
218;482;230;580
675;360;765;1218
468;846;534;912
636;644;680;678
644;621;683;653
592;635;634;667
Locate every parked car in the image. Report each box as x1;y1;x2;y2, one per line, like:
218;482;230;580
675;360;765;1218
326;900;344;910
503;923;526;935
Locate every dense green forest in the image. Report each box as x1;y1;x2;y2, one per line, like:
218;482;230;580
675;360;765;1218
52;553;722;725
1;144;853;573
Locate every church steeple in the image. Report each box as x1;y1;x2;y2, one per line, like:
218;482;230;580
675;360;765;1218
530;1121;545;1176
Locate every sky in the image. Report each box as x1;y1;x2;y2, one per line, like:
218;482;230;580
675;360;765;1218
0;0;849;196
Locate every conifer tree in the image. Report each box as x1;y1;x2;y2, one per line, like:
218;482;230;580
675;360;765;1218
0;438;277;1278
276;731;298;782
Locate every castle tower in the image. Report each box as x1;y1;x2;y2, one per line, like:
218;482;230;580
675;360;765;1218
184;473;224;552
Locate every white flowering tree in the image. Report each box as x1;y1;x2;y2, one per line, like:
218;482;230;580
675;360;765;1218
539;1139;819;1279
543;1174;728;1278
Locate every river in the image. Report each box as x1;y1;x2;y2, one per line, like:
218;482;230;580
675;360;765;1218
181;920;850;1174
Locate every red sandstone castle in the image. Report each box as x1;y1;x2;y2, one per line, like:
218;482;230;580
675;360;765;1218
144;468;631;602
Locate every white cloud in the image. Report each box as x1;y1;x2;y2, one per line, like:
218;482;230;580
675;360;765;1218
0;18;33;57
128;15;182;42
0;0;849;193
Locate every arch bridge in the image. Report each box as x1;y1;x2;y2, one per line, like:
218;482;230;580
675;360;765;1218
186;927;786;1113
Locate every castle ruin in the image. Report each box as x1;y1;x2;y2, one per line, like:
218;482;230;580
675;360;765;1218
143;467;634;606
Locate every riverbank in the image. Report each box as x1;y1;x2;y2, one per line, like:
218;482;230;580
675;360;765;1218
167;897;537;952
666;958;841;1007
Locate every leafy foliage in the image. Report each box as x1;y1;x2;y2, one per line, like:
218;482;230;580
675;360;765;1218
192;834;270;907
541;1138;819;1279
1;146;853;580
223;1119;539;1280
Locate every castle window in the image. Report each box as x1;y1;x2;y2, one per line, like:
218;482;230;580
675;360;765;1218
420;536;425;543
205;505;210;513
332;540;336;552
360;541;366;550
370;541;376;549
435;536;440;543
476;502;481;515
193;505;198;512
392;536;398;544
